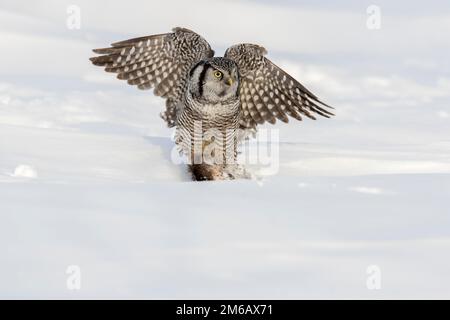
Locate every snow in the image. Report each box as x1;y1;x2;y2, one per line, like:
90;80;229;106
11;164;38;179
1;118;450;299
1;0;450;299
1;174;450;299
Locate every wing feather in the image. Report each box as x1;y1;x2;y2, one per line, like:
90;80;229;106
90;27;214;127
225;44;333;129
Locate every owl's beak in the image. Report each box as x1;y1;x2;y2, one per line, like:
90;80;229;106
226;77;234;86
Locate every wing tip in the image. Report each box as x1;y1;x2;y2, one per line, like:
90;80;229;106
89;56;103;66
92;48;107;54
316;99;335;110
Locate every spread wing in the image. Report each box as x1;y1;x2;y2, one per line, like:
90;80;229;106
224;44;334;130
90;27;214;127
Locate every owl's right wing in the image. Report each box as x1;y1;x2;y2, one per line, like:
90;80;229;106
225;44;333;130
90;27;214;127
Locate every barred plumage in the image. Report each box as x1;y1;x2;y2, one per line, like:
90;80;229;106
90;27;334;181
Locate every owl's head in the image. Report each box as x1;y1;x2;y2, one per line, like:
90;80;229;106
189;57;239;103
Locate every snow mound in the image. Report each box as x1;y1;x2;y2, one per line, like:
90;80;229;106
12;165;37;179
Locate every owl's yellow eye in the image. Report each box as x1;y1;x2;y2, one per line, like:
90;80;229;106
213;70;222;79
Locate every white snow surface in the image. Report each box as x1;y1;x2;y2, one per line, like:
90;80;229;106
1;0;450;299
1;116;450;299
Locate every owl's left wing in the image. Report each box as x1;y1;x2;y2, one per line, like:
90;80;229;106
225;44;333;130
90;27;214;127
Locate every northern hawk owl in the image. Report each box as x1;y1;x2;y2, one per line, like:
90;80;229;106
90;27;333;181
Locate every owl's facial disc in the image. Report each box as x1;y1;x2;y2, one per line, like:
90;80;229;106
204;66;239;102
212;69;234;86
190;60;239;103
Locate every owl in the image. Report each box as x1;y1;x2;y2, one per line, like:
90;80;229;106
90;27;333;181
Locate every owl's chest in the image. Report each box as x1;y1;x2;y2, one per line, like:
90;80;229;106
182;100;240;130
